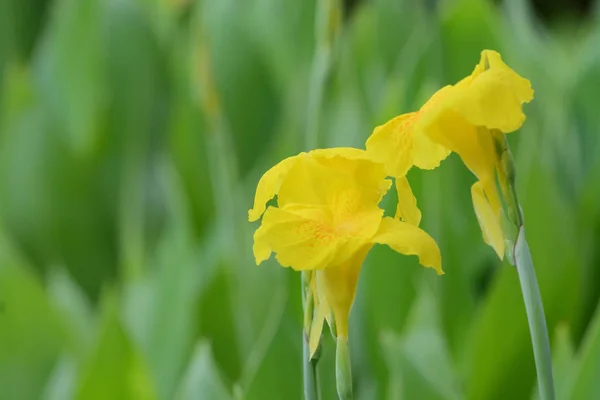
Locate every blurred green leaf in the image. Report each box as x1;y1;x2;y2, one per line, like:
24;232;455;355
200;0;281;175
0;263;66;400
440;0;500;83
174;342;233;400
122;164;221;399
567;302;600;399
381;281;463;400
47;268;95;357
42;354;78;400
34;0;106;154
532;323;576;400
75;296;157;400
197;265;243;384
463;266;533;400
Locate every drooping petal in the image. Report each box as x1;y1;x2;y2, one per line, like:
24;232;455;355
318;245;372;338
253;205;338;270
394;176;421;226
248;155;299;222
471;180;505;259
365;113;417;177
420;107;497;182
371;217;442;275
411;130;452;171
309;300;326;359
410;86;453;170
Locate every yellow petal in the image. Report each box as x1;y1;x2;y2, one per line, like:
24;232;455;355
253;205;338;270
411;130;452;171
371;217;443;275
248;155;299;222
309;147;371;161
365;113;417;177
421;107;497;182
471;180;505;259
278;152;389;209
451;50;534;133
394;176;422;226
318;245;371;338
278;153;390;246
309;300;326;359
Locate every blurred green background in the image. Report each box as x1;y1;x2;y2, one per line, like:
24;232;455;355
2;0;600;399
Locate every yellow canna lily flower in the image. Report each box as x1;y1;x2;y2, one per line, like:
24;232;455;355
248;148;442;357
366;50;533;260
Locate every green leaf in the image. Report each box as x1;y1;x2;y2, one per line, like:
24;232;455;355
531;323;576;400
0;263;66;400
174;342;233;400
463;266;534;400
46;267;95;357
567;302;600;399
440;0;500;83
33;0;106;154
42;354;78;400
381;281;463;400
75;296;157;400
200;0;281;175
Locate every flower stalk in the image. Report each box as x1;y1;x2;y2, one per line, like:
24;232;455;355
302;272;321;400
514;227;555;400
497;137;555;400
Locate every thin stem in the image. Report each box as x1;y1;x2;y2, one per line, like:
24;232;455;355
301;271;320;400
514;226;555;400
303;334;320;400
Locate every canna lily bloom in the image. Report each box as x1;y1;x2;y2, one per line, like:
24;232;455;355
248;148;442;357
366;50;533;260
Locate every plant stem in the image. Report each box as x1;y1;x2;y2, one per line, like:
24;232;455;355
301;271;320;400
303;333;320;400
514;226;555;400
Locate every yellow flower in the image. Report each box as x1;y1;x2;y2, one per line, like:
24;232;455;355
366;50;533;260
248;148;442;356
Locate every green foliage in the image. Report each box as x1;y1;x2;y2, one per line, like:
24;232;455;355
1;0;599;399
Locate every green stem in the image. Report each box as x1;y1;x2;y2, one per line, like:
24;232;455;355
302;271;320;400
514;226;555;400
303;334;320;400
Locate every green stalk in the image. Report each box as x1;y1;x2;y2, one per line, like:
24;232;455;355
303;334;320;400
514;226;555;400
301;272;320;400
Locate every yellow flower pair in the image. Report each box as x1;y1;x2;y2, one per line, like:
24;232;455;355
248;50;533;363
367;49;533;259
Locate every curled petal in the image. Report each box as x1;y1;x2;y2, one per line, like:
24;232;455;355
394;176;421;226
411;131;452;171
451;50;534;133
371;217;443;275
248;156;298;222
471;180;505;260
366;113;417;177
